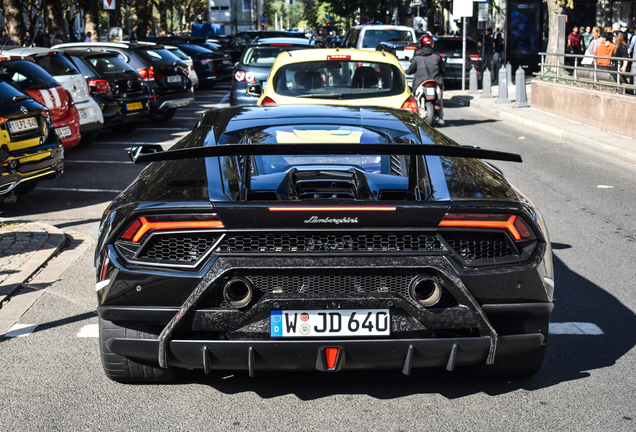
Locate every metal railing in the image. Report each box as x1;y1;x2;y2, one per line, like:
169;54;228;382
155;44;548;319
535;52;636;94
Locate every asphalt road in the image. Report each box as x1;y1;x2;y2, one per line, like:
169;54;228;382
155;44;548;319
0;86;635;431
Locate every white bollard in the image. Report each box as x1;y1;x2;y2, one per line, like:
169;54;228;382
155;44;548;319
497;66;510;103
481;69;493;98
469;66;479;94
514;67;530;108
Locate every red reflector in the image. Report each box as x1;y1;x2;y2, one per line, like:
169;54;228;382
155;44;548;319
100;255;110;281
438;53;445;57
325;347;338;369
269;206;396;211
327;55;351;60
261;96;276;105
121;218;142;240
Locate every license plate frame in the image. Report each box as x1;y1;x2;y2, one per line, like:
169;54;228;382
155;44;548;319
55;126;72;139
126;102;143;111
8;117;38;134
270;309;390;337
167;75;182;83
78;108;90;119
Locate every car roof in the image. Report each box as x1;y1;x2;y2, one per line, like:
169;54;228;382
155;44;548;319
3;47;59;56
249;37;316;46
350;25;414;31
378;41;421;48
267;48;402;67
58;47;122;58
53;42;165;51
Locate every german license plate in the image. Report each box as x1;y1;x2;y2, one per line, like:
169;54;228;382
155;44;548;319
126;102;143;111
270;309;390;337
447;58;463;64
78;108;91;119
167;75;181;83
8;117;38;134
55;126;72;139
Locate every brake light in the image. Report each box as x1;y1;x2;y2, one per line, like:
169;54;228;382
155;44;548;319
401;95;418;114
470;54;482;61
0;116;7;124
137;66;155;81
327;55;351;60
405;46;418;50
120;215;225;243
438;53;445;57
234;70;254;82
269;206;395;211
261;96;276;105
438;214;535;242
87;78;110;96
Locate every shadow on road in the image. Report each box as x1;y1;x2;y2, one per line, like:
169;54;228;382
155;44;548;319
170;254;635;399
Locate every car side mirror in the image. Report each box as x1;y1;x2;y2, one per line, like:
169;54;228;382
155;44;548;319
245;83;262;97
128;144;164;163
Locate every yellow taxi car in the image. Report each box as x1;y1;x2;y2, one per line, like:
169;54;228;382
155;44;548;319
0;72;64;203
256;48;418;114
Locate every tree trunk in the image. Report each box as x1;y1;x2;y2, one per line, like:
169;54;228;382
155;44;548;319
2;0;27;44
134;0;153;38
43;0;68;42
78;0;99;41
546;0;566;72
159;6;167;35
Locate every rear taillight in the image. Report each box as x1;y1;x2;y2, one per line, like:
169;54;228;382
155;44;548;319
138;66;155;81
87;79;110;96
438;214;535;242
261;96;276;105
401;95;418;114
470;54;482;61
120;215;225;244
155;71;165;80
233;69;254;83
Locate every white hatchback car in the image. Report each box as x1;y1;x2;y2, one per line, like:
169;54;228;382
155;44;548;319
8;47;104;146
342;25;417;51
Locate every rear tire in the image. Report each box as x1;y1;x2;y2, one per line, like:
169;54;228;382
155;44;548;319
111;123;137;134
14;179;39;196
424;101;435;126
99;317;174;383
148;108;177;123
78;132;97;147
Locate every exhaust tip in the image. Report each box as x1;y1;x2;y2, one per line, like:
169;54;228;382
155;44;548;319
223;277;253;308
409;275;442;307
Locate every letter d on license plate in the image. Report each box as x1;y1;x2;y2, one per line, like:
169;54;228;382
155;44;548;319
270;309;390;337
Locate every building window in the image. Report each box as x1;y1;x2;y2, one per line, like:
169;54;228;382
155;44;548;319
243;0;251;12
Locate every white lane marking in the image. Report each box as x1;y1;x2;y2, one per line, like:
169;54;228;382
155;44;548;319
77;324;99;338
5;324;38;338
95;280;110;292
549;322;604;335
64;160;133;164
39;89;53;109
37;187;122;193
90;223;100;233
597;185;613;188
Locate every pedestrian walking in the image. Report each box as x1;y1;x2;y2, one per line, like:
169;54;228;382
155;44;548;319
582;26;594;51
483;28;493;73
493;33;504;81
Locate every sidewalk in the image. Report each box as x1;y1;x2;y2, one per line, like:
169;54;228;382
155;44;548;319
445;81;636;164
0;222;92;337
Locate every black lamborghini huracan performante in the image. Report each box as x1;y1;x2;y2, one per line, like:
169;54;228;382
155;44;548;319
95;105;554;382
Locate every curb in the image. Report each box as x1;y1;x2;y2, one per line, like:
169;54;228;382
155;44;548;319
449;94;636;165
0;223;70;305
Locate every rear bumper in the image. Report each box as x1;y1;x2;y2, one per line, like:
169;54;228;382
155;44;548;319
106;333;544;374
149;89;194;112
0;142;64;195
53;105;81;150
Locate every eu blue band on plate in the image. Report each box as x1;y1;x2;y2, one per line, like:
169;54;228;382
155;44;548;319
270;310;283;337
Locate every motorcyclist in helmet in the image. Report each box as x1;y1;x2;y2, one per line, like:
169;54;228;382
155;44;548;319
405;35;446;126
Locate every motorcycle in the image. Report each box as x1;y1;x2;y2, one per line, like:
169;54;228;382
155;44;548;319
414;79;442;126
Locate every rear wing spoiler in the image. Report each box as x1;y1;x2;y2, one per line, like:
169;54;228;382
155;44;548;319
129;143;522;164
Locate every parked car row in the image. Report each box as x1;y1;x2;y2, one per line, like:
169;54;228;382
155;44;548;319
0;39;234;203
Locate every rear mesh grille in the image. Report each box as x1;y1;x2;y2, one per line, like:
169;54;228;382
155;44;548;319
216;232;445;254
138;233;221;263
202;271;458;309
440;232;516;261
